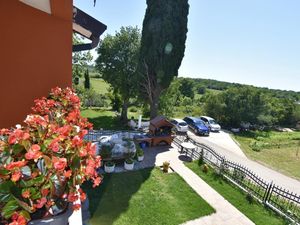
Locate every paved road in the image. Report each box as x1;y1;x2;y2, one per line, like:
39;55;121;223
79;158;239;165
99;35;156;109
187;130;300;195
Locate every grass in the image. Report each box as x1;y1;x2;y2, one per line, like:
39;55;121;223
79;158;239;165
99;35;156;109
81;108;125;130
81;108;144;130
82;168;215;225
90;78;111;95
185;161;289;225
232;131;300;179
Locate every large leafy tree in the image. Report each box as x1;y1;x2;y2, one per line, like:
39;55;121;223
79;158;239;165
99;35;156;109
138;0;189;119
95;26;141;121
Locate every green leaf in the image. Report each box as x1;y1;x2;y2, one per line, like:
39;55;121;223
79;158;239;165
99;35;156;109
0;180;13;193
20;175;45;188
43;155;52;169
0;193;11;202
12;144;24;154
13;196;34;213
71;156;80;169
2;199;19;219
0;168;10;176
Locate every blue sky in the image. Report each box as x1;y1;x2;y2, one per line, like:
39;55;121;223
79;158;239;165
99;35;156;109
74;0;300;91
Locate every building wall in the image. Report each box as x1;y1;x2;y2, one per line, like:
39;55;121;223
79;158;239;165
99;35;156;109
0;0;73;128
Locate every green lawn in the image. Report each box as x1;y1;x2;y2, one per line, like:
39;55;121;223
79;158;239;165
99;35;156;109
81;108;143;130
185;161;288;225
90;78;111;95
81;108;125;130
232;131;300;180
82;168;215;225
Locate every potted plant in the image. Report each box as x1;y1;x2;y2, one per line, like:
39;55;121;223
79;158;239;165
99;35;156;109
136;147;144;162
0;87;102;225
162;161;170;173
104;161;115;173
124;158;134;170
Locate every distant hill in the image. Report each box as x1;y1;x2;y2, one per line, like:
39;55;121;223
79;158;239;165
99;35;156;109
184;77;300;101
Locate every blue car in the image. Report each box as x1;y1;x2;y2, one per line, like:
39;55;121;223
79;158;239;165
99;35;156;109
183;116;210;136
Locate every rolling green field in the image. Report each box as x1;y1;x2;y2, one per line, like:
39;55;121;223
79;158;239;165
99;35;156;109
82;168;214;225
232;131;300;179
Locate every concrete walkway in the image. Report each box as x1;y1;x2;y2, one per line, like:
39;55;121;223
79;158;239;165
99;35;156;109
151;146;254;225
188;131;300;195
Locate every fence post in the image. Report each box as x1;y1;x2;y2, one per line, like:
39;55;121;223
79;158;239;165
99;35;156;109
263;181;273;203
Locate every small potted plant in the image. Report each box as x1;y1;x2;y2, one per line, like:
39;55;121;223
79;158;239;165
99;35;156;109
104;161;115;173
124;158;134;170
162;161;170;173
0;87;102;225
136;147;144;162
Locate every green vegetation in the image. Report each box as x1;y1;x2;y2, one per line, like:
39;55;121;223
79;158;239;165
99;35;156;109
82;168;214;225
138;0;189;118
185;161;288;225
96;26;141;121
232;131;300;179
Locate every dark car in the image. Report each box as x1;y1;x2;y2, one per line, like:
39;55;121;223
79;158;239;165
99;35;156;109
183;116;210;136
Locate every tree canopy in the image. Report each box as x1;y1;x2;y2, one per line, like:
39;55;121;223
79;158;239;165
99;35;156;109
138;0;189;118
95;26;141;121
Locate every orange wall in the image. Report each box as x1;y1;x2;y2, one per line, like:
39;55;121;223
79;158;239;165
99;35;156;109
0;0;73;128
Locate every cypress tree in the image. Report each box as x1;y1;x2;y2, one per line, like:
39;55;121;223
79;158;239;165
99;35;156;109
84;69;90;89
138;0;189;118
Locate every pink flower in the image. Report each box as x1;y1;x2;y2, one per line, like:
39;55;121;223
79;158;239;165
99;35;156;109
93;177;101;188
52;157;67;171
49;139;60;152
11;170;21;182
10;212;27;225
22;190;31;199
35;197;47;209
6;161;27;170
25;144;42;160
73;204;81;211
68;192;78;202
72;135;82;147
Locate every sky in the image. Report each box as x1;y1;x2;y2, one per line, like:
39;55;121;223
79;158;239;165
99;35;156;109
74;0;300;92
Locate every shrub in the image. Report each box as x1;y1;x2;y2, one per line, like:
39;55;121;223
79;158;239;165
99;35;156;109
162;161;170;173
105;161;115;167
202;164;209;173
129;106;138;113
125;158;134;164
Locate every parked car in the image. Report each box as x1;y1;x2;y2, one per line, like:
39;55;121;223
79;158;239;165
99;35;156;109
183;116;210;136
170;118;189;133
200;116;221;132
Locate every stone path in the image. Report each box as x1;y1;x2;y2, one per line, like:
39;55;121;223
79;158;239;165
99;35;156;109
188;131;300;195
150;146;254;225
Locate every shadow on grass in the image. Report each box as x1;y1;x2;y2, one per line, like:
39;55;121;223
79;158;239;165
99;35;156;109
81;168;153;225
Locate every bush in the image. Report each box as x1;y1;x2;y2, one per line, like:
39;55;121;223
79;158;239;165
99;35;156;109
202;164;209;173
246;193;254;204
129;106;138;113
163;161;170;173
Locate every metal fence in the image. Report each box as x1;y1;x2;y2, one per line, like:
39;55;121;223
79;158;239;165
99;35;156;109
173;134;300;224
85;130;145;142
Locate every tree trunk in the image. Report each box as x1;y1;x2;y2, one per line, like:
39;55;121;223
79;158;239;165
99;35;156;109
150;91;160;119
120;100;129;122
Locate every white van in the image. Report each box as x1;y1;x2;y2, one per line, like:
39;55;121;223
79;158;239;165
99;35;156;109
200;116;221;132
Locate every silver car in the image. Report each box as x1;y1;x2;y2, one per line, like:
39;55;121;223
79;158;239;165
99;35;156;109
200;116;221;132
170;119;189;133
